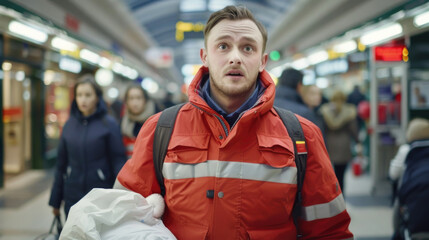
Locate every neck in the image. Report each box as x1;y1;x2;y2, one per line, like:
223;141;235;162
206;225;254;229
210;85;255;114
82;109;96;117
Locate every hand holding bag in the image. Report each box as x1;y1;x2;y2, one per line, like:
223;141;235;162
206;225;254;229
34;215;62;240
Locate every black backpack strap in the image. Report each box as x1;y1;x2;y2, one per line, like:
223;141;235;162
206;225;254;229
273;106;307;238
153;103;185;196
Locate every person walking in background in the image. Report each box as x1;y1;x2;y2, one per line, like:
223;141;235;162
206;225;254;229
390;118;429;239
49;74;127;218
121;84;161;159
114;5;352;239
320;89;359;192
301;84;325;135
274;68;323;131
347;85;367;130
389;118;429;183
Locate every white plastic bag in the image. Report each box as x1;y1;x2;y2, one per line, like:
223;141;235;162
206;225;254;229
60;188;176;240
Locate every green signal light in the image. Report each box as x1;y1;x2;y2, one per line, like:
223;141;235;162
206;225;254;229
270;51;281;61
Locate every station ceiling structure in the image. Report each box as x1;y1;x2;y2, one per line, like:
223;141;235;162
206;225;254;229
117;0;412;82
119;0;297;76
5;0;420;87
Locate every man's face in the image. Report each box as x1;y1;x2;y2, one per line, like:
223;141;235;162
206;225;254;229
201;19;267;100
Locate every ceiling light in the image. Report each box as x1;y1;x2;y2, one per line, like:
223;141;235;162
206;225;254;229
180;0;206;12
141;77;159;94
80;49;100;64
308;50;329;65
98;57;111;68
291;58;309;70
112;62;125;74
124;67;138;80
15;71;25;81
44;70;55;85
316;78;329;89
95;68;114;86
269;66;285;78
107;87;119;99
333;40;357;53
360;23;403;46
181;64;194;76
414;11;429;27
59;57;82;74
208;0;234;11
8;20;48;44
2;62;12;71
51;37;77;51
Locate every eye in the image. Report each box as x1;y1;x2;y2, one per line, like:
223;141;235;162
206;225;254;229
244;45;254;52
218;43;227;50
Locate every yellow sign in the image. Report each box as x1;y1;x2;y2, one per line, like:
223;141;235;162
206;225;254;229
176;21;205;42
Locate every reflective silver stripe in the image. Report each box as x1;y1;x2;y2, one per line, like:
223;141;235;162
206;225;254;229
163;160;297;184
302;193;346;221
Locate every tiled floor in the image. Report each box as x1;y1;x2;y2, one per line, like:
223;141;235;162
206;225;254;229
345;170;393;240
0;167;394;240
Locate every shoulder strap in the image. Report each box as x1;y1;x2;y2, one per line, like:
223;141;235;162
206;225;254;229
153;103;185;196
273;106;307;238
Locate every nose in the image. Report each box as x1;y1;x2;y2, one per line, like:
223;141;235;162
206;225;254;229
229;48;242;65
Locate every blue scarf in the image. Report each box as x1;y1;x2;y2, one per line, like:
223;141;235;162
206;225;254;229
201;78;262;127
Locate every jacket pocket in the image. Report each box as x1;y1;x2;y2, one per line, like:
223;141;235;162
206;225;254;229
166;134;210;164
257;134;294;168
63;176;83;202
164;215;209;240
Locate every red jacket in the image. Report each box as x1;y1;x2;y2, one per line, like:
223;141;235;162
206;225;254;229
118;67;353;239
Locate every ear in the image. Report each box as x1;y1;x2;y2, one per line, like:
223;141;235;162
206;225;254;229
258;53;268;72
200;48;208;67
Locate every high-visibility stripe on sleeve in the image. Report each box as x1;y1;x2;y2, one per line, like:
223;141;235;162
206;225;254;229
163;160;297;184
301;193;347;221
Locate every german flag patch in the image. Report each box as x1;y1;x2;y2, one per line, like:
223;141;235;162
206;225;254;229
296;141;307;155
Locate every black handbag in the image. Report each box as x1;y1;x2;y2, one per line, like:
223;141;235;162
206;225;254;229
34;215;63;240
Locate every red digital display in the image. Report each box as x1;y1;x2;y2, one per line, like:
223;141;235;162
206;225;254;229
374;46;406;61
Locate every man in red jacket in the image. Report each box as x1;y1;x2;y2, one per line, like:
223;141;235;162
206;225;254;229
116;5;353;239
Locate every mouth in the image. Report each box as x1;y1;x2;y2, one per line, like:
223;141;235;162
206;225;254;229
226;70;244;77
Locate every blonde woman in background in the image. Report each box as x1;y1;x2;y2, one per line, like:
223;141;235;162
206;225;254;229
320;89;359;192
302;84;325;135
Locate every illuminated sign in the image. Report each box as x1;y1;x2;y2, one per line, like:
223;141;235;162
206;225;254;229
269;51;281;61
374;46;407;61
315;59;348;76
59;57;81;74
176;21;204;42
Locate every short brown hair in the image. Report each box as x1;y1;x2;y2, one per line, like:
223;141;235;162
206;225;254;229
124;84;148;102
204;5;267;52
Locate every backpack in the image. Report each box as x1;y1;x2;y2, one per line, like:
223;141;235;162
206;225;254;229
396;139;429;238
153;104;307;237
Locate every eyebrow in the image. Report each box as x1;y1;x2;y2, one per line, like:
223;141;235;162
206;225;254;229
214;35;258;45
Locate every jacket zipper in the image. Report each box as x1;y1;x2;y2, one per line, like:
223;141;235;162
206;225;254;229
191;103;229;137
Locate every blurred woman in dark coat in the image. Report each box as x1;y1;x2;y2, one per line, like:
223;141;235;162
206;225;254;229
49;75;127;217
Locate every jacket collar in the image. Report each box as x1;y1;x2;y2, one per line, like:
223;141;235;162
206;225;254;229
70;99;108;121
187;66;276;116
